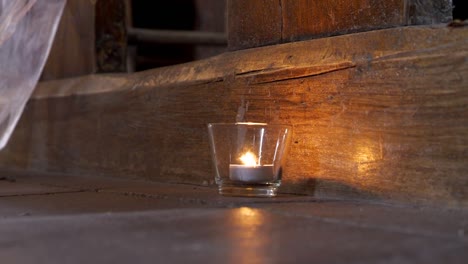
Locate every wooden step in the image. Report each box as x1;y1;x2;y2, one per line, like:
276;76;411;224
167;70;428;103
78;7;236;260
0;25;467;207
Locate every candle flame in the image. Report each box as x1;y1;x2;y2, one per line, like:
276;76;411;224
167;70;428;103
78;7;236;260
239;151;258;166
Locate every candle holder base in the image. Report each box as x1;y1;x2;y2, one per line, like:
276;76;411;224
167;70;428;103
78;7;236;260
218;183;280;197
208;123;292;198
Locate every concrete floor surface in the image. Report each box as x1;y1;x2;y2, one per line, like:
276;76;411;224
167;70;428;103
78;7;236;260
0;173;467;263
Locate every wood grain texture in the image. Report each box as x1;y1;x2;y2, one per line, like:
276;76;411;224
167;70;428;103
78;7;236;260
40;0;96;80
281;0;406;42
227;0;282;50
1;26;467;207
228;0;452;49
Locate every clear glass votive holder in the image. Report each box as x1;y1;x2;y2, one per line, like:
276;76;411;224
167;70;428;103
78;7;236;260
207;122;292;197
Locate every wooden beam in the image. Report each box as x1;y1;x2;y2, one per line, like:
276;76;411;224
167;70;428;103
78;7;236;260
1;26;467;207
227;0;452;50
281;0;407;42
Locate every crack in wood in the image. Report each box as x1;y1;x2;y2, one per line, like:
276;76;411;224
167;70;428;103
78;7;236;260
239;62;356;84
235;68;277;77
0;190;86;198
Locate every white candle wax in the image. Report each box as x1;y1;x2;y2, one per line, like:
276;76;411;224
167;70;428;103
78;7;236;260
229;164;275;183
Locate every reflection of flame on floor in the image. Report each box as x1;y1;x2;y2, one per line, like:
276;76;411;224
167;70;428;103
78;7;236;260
228;207;267;263
231;207;264;226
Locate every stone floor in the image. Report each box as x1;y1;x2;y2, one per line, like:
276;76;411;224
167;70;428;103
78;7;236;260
0;172;467;263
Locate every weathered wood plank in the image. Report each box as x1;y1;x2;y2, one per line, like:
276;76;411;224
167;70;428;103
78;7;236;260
228;0;452;49
1;26;467;207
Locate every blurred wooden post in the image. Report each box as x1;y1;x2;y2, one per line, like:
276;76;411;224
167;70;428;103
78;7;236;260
41;0;97;80
124;0;136;73
95;0;127;73
41;0;128;80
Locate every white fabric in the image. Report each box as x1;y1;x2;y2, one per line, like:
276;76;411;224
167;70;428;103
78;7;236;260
0;0;66;149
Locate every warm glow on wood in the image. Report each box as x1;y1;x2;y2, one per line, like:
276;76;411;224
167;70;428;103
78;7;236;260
239;151;258;166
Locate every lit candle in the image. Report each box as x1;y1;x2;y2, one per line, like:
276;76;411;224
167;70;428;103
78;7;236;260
229;151;275;182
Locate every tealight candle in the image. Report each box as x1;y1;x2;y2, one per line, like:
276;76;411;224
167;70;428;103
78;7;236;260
229;151;275;183
229;164;274;182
